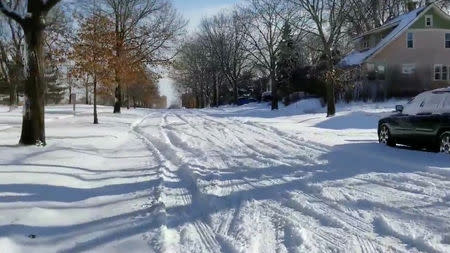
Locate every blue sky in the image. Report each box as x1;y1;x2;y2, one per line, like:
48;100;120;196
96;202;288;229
172;0;241;30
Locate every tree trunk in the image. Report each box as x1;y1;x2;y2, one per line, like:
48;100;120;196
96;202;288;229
126;85;130;109
326;81;336;117
85;81;89;104
93;75;98;124
20;26;46;145
8;81;16;109
215;79;219;107
113;38;122;113
68;85;72;104
326;59;336;117
114;84;121;113
233;80;238;105
270;71;278;110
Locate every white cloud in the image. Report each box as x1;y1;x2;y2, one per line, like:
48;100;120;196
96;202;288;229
183;3;236;31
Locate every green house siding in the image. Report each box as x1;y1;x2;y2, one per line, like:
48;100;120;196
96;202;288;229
410;8;450;29
361;28;394;49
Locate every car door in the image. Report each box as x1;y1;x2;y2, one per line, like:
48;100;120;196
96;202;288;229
438;93;450;129
394;94;426;141
389;113;411;140
413;93;445;144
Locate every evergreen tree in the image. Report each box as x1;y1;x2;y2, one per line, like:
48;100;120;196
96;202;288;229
276;21;299;105
45;64;65;104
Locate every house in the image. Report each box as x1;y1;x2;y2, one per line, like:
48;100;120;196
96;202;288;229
181;93;197;108
339;2;450;99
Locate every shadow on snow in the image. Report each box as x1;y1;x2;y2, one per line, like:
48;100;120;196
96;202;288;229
0;141;448;252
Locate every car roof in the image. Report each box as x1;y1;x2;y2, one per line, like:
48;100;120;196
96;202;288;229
432;87;450;94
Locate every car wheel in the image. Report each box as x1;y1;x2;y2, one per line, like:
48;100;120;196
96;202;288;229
439;132;450;154
379;124;395;147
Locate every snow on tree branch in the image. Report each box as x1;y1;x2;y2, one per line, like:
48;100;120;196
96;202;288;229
0;0;25;25
43;0;62;13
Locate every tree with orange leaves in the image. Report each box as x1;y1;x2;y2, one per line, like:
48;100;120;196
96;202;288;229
71;11;114;124
104;0;185;113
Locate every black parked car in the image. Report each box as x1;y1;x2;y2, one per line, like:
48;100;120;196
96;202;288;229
378;88;450;153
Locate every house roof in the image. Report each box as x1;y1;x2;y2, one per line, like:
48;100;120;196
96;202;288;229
338;4;430;68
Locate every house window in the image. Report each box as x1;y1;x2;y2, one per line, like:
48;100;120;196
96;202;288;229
445;33;450;48
362;40;369;49
425;15;433;27
377;65;385;80
435;64;442;80
407;32;414;48
443;66;449;80
402;64;416;74
367;63;376;80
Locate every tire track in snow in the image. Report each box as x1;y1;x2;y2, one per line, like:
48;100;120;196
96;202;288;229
192;112;314;166
199;111;329;153
134;112;228;253
215;209;236;236
261;201;353;251
372;215;442;253
131;112;183;252
192;220;222;253
194;112;327;166
286;191;375;234
165;110;345;251
174;111;417;252
134;110;421;253
174;111;287;167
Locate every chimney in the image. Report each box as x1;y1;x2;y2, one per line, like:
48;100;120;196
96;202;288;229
406;1;418;12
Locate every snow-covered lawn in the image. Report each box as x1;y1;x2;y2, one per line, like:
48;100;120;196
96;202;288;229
0;101;449;253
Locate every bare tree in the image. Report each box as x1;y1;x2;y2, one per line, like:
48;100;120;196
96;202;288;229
0;0;25;110
104;0;185;113
291;0;347;117
238;0;304;110
345;0;450;37
0;0;62;145
200;11;250;105
172;35;220;108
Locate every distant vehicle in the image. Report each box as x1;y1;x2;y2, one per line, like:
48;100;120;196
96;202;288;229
168;104;182;109
261;91;272;102
237;97;257;106
378;88;450;153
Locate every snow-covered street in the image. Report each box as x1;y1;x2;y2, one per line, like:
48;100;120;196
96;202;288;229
0;102;449;253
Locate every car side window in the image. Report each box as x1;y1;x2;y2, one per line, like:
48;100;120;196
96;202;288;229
418;93;445;114
403;95;425;115
442;94;450;113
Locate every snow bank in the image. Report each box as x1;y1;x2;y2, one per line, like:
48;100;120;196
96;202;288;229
373;216;443;253
205;98;324;119
0;238;21;253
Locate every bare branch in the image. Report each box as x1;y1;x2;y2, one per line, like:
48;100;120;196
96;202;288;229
43;0;62;13
0;0;24;25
